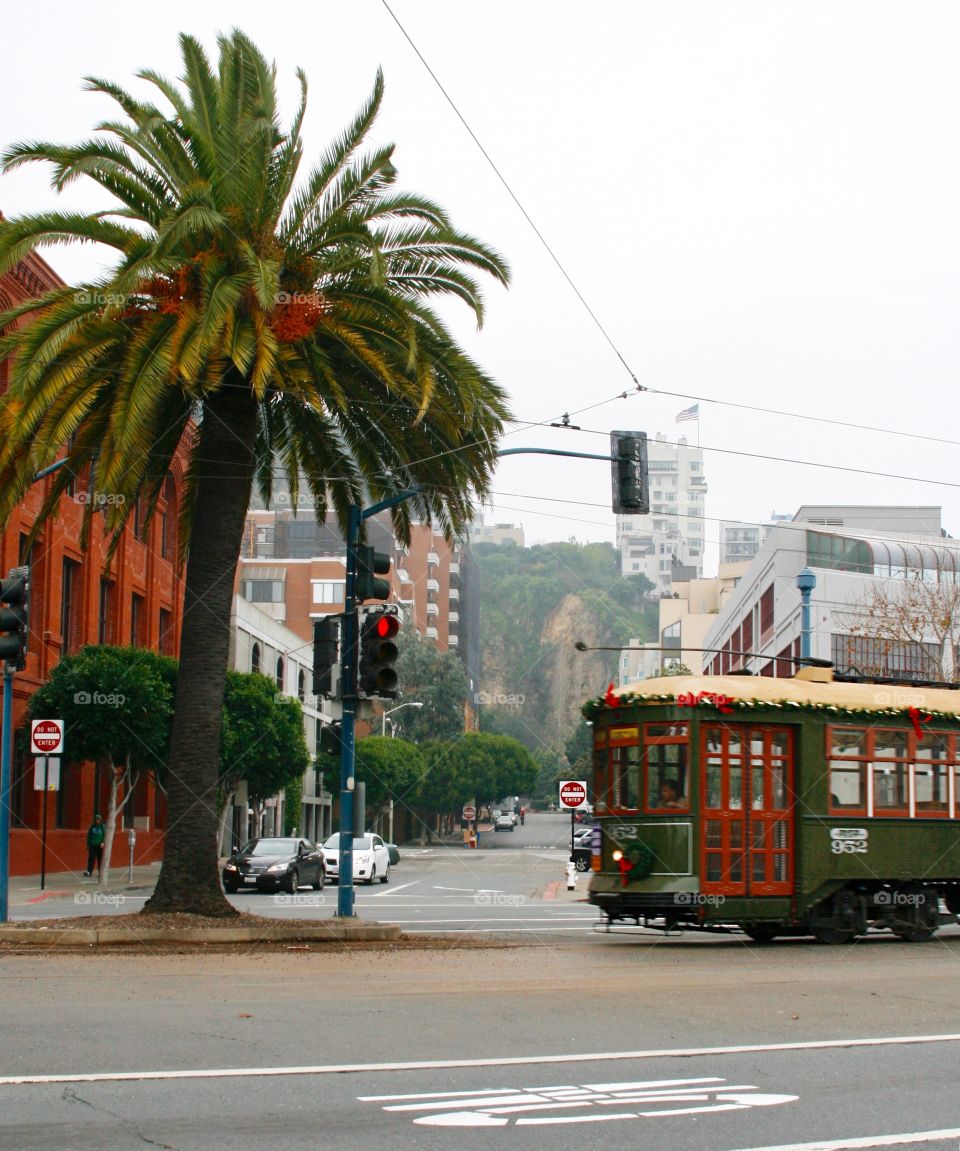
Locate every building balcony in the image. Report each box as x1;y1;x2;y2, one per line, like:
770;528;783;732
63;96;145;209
426;577;440;594
427;552;440;567
426;602;440;617
448;587;459;602
448;561;460;577
448;611;459;624
447;633;459;646
426;626;439;640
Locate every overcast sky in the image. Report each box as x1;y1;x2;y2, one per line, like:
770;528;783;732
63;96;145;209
3;2;959;570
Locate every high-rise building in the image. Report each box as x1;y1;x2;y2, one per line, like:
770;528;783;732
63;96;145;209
615;433;706;591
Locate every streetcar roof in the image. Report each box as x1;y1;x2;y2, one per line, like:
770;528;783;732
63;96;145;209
603;669;960;720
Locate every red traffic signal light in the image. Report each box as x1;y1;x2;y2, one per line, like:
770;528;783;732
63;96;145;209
359;608;400;698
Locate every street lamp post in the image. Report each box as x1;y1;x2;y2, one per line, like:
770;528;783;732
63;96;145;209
381;701;424;736
381;702;423;844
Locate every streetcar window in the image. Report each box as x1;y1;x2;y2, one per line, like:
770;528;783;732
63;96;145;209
872;731;908;814
611;745;640;811
829;763;864;811
644;743;689;811
594;745;612;812
915;734;949;814
831;729;864;757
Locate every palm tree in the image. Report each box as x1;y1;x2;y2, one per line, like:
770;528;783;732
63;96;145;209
0;30;510;915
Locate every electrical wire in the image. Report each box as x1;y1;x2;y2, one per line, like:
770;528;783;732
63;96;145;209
380;0;640;387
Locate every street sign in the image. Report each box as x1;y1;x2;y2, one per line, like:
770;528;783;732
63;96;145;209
559;779;588;810
31;719;64;757
33;758;60;791
462;805;476;822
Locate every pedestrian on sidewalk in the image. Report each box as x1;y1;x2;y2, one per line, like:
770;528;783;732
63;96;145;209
84;814;105;877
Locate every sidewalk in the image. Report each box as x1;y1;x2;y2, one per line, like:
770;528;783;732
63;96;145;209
7;862;163;909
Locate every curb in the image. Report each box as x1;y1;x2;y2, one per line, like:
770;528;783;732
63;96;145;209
0;922;403;947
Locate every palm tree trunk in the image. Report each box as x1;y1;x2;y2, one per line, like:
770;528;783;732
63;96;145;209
145;382;258;916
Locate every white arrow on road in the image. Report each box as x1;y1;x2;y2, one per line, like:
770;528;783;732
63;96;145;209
363;1076;798;1128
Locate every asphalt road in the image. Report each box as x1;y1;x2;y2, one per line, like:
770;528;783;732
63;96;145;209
3;939;960;1151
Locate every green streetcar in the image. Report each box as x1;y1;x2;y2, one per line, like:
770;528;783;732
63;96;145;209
584;666;960;943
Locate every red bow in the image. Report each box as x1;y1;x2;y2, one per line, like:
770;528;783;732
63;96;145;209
908;706;931;739
604;682;621;708
618;856;634;886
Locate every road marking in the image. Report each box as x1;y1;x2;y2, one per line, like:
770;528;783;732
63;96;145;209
0;1034;958;1088
727;1130;960;1150
432;885;480;893
543;881;561;900
362;1077;798;1128
369;882;420;897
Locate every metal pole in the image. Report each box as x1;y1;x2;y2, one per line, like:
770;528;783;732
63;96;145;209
337;503;361;918
796;568;817;665
0;664;13;922
570;810;575;861
40;757;48;891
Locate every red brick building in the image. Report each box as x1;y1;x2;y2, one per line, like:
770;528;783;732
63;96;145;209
0;237;188;875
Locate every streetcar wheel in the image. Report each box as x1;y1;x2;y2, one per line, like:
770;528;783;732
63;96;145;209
812;926;857;945
742;925;778;944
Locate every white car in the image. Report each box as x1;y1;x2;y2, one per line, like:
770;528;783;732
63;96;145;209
321;833;391;885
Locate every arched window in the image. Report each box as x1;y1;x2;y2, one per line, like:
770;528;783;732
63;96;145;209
298;668;306;702
276;655;284;693
251;642;261;673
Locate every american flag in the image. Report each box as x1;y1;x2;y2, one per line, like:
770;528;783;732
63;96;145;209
676;403;699;424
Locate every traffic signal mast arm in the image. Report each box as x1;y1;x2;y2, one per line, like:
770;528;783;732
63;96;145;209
336;438;647;918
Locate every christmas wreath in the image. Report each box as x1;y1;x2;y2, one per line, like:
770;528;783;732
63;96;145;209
617;837;655;885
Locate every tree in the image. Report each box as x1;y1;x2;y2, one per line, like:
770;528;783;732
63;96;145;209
445;733;538;807
393;630;468;742
28;646;175;886
217;671;310;851
354;736;425;829
840;573;960;681
651;661;693;677
0;32;509;915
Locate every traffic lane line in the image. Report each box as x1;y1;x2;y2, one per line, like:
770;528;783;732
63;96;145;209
1;1033;958;1086
727;1130;960;1150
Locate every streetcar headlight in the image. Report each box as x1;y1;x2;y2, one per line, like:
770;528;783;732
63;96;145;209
612;850;623;862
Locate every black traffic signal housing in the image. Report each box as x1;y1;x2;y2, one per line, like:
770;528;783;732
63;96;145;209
358;607;400;699
356;544;391;602
319;722;342;757
312;616;340;697
0;566;30;670
610;430;649;515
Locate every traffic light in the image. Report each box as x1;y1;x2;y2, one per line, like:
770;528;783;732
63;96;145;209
358;607;400;699
312;616;340;697
610;430;649;514
0;566;30;670
356;544;391;602
319;722;342;757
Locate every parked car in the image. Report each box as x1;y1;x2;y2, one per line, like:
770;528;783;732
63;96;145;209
494;813;515;832
386;843;401;866
222;837;325;894
321;833;391;884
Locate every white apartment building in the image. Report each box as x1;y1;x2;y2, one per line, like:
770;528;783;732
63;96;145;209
616;433;706;590
701;507;958;681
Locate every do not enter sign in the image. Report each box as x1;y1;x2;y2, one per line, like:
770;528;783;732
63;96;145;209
559;780;588;810
31;719;65;757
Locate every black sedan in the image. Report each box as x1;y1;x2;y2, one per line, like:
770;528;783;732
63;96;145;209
222;837;325;894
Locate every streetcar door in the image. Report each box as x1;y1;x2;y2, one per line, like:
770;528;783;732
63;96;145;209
701;724;794;897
